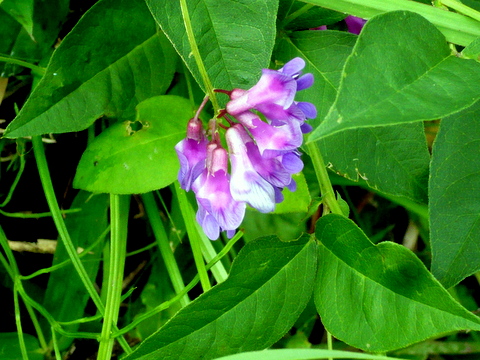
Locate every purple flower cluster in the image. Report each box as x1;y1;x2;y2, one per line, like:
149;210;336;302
175;58;316;240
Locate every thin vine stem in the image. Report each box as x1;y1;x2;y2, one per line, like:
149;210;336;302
97;194;130;360
142;192;190;307
0;55;45;76
31;136;132;354
306;142;343;216
179;0;220;113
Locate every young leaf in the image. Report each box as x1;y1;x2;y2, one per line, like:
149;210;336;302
308;11;480;141
430;101;480;288
315;214;480;352
124;235;317;360
0;0;34;37
4;0;176;138
73;95;193;194
145;0;278;92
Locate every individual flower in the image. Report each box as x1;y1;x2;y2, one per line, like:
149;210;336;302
226;124;276;213
175;117;208;192
193;141;245;240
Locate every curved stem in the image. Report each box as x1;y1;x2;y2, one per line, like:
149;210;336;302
179;0;220;113
97;194;130;360
307;142;343;216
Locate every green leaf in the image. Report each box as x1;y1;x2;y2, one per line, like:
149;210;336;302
0;0;33;36
462;37;480;61
145;0;278;92
4;0;176;138
318;123;430;203
73;95;192;194
430;101;480;288
273;172;311;214
315;214;480;352
0;8;39;77
0;333;43;360
275;30;357;128
42;191;108;350
124;235;317;360
213;349;407;360
308;11;480;142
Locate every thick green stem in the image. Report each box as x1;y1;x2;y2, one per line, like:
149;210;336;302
142;192;190;307
31;136;131;354
174;183;211;291
179;0;220;113
97;194;130;360
307;142;343;216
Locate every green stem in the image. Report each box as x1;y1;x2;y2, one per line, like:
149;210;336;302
302;0;480;46
0;207;81;218
13;282;29;360
0;140;26;208
307;143;343;216
194;221;228;283
282;3;314;26
0;56;45;76
51;328;62;360
179;0;220;113
31;136;132;355
142;192;190;307
174;183;211;291
97;194;130;360
327;332;333;360
0;227;48;351
442;0;480;22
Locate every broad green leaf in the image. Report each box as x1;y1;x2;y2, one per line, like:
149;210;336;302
42;191;108;350
0;333;43;360
273;172;311;214
0;0;33;36
73;96;192;194
308;11;480;142
145;0;278;93
275;30;430;201
275;30;357;128
213;349;407;360
4;0;176;138
315;214;480;352
124;235;317;360
318;123;430;203
430;101;480;288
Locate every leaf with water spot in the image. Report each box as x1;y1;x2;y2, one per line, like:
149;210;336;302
73;96;192;194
